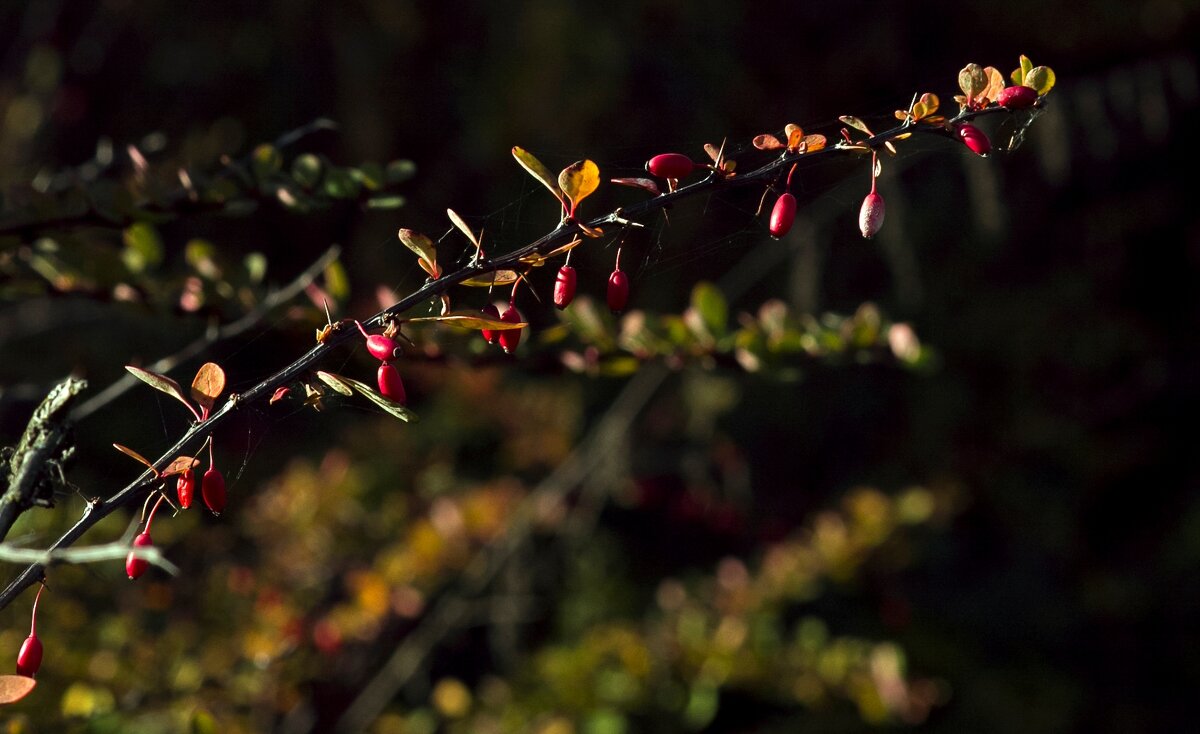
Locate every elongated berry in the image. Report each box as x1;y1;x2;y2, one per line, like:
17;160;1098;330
126;531;153;580
769;193;797;238
498;305;523;354
647;153;694;180
177;470;195;509
859;192;886;239
956;123;991;156
377;362;407;404
480;303;501;344
202;467;227;515
365;334;401;362
996;85;1037;109
16;585;44;677
607;269;630;313
553;265;577;309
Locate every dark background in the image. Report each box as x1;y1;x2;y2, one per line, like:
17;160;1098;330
1;1;1198;732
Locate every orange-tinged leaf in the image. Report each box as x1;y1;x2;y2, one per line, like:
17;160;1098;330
125;366;199;419
512;146;565;205
406;312;528;330
0;675;37;704
113;443;158;474
191;362;225;413
913;92;939;120
803;134;827;152
446;209;480;248
399;229;440;279
785;124;805;150
982;68;1005;103
752;134;783;150
558;160;600;213
577;222;605;238
461;270;520;287
611;177;660;195
162;455;198;477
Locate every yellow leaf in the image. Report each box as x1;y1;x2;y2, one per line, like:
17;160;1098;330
446;209;479;248
461;270;520;287
558;159;600;214
407;312;527;330
398;229;440;278
512;147;565;206
1025;66;1056;96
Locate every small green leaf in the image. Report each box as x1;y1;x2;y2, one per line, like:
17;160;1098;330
291;154;323;188
512;146;565;206
354;162;385;190
366;195;406;210
1024;66;1056;96
322;168;361;199
244;252;267;284
690;281;728;337
958;63;987;98
122;222;163;273
386;159;417;183
252;144;283;181
316;371;354;396
190;708;218;734
323;260;350;301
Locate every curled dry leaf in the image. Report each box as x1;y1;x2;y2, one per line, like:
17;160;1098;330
316;371;354;396
446;208;480;249
113;443;159;475
162;455;199;477
611;177;660;196
125;366;200;420
752;134;783;151
406;311;528;330
398;229;440;279
461;269;520;287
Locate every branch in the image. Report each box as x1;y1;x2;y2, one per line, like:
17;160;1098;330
0;100;1038;612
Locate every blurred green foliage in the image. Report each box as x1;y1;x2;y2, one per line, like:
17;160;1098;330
1;2;1198;733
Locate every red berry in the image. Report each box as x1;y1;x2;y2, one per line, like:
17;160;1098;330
16;634;42;677
16;584;45;677
647;153;694;180
202;467;227;515
553;265;577;309
769;193;796;238
607;269;630;313
377;362;407;404
956;123;991;156
498;305;523;354
177;470;195;509
996;85;1038;109
480;303;501;344
859;192;886;239
365;334;401;362
126;531;153;580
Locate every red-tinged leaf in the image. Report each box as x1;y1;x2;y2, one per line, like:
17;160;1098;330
446;208;480;248
0;675;37;704
558;159;600;214
611;177;660;195
191;362;225;414
339;375;419;423
398;229;440;279
461;269;520;287
981;68;1005;104
316;371;354;396
785;124;804;150
512;146;565;205
839;116;872;136
269;386;291;404
406;312;528;330
162;455;198;477
803;134;827;152
113;443;159;475
752;134;782;150
125;366;199;419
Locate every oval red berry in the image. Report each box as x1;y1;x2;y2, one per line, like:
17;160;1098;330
769;193;796;238
859;192;886;239
126;531;153;580
498;306;523;354
553;265;577;309
15;634;42;677
480;303;501;344
365;334;401;362
647;153;694;180
996;85;1038;109
957;123;991;156
607;269;630;313
377;362;407;404
176;470;195;510
202;467;227;516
